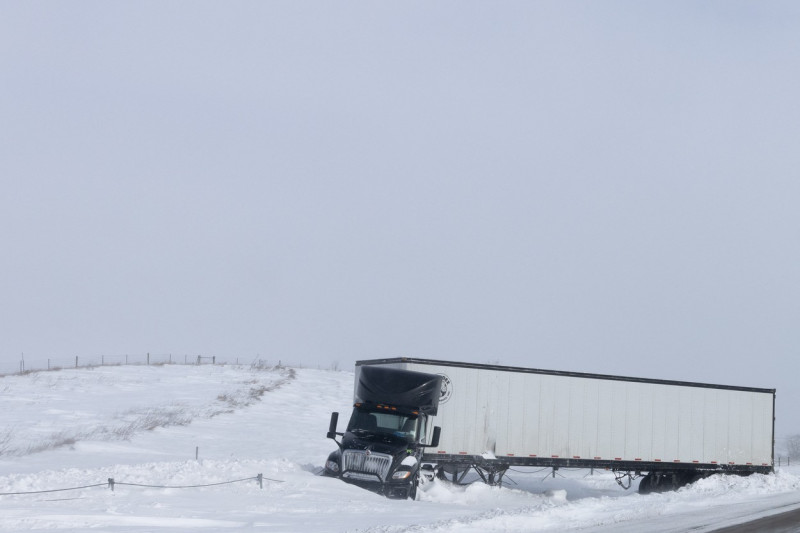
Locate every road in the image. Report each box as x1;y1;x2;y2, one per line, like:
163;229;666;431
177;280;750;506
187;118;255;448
712;506;800;532
583;493;800;533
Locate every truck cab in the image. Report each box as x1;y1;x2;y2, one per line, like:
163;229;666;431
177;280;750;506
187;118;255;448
324;366;442;499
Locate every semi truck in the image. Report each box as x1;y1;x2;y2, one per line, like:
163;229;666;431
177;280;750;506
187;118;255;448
324;365;443;499
325;358;775;497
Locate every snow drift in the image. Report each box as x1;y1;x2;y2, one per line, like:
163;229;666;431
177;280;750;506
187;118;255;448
1;364;798;532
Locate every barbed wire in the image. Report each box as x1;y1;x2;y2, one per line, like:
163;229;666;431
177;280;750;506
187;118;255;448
0;473;281;497
113;477;259;489
0;483;107;496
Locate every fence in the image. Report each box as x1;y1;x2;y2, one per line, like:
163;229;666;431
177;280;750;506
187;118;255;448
0;473;282;497
1;354;276;377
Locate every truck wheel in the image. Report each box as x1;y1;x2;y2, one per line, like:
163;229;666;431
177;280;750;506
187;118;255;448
408;477;418;500
420;464;436;483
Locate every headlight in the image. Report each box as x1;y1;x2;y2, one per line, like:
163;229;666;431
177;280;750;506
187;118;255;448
391;470;412;480
326;460;340;473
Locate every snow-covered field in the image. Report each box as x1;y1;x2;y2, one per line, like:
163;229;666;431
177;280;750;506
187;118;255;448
1;364;799;532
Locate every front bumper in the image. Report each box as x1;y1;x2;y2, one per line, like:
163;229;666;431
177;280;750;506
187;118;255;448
340;476;415;499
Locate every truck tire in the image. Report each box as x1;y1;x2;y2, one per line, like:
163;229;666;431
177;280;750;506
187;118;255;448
408;477;418;500
638;473;653;494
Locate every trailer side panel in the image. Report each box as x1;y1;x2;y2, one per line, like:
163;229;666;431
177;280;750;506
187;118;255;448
361;359;774;471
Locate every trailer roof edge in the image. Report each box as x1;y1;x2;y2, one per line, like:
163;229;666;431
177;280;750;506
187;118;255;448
355;357;776;395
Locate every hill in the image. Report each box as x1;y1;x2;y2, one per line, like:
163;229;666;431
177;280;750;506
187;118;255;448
1;364;799;532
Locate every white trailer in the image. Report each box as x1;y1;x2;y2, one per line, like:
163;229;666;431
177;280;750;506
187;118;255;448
356;358;775;492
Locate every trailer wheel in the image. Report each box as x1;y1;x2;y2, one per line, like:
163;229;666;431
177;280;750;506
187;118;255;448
638;473;653;494
639;471;704;494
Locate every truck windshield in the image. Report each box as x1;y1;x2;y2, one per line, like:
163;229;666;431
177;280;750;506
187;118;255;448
347;408;421;443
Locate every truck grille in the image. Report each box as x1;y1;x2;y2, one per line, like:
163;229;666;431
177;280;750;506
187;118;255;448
342;450;392;482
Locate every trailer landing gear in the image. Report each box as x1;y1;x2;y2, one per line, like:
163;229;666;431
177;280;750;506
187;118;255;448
435;463;509;487
473;465;508;486
436;464;471;485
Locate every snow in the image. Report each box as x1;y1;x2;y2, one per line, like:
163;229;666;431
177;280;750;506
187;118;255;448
401;456;418;468
1;364;799;532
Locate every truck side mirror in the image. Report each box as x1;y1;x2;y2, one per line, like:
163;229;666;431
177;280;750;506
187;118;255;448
327;412;340;439
429;426;441;448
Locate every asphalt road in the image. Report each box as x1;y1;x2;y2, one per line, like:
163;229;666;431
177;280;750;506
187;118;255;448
713;506;800;532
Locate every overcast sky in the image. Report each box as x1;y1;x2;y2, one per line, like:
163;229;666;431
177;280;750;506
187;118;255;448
2;3;799;434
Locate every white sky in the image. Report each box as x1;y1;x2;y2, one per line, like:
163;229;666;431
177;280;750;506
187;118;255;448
2;3;799;433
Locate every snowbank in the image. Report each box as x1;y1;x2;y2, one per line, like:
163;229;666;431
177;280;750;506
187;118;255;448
1;364;798;532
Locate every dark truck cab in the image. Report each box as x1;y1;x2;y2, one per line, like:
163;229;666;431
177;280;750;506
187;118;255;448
324;366;442;499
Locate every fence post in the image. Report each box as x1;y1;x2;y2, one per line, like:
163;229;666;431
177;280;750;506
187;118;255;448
212;356;216;365
108;478;115;491
257;473;263;489
75;356;79;368
197;355;201;365
147;353;150;365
